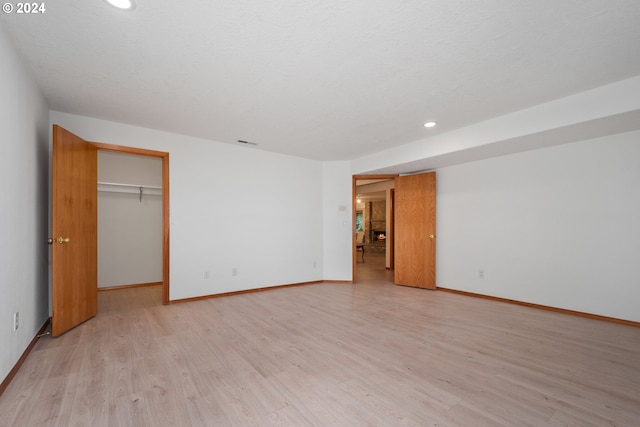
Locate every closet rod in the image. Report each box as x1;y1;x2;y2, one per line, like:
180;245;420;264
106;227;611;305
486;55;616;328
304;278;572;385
98;181;162;196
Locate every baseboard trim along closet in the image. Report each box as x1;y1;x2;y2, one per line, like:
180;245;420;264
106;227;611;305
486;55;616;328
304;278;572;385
98;282;163;292
437;287;639;327
0;317;51;397
170;280;341;304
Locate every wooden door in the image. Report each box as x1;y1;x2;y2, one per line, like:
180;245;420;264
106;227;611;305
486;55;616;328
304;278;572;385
394;172;436;289
51;125;98;336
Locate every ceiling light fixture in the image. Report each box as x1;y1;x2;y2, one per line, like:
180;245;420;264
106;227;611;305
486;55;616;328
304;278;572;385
105;0;136;11
424;121;437;128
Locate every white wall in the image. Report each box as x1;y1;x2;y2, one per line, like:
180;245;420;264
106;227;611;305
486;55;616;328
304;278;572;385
49;111;339;300
322;161;353;280
437;132;640;322
98;152;163;288
99;150;163;187
0;27;50;383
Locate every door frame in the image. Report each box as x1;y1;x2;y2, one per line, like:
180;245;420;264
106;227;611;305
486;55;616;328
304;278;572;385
93;142;171;304
352;174;397;282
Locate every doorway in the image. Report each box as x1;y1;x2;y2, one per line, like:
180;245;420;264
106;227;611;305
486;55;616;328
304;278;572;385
97;151;163;297
93;142;170;304
51;126;170;336
352;172;437;289
352;174;397;283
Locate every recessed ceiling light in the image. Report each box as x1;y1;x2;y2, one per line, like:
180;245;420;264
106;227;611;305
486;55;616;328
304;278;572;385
105;0;136;11
424;121;437;128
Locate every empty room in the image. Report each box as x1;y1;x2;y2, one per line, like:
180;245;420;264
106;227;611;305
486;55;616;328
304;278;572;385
1;1;640;425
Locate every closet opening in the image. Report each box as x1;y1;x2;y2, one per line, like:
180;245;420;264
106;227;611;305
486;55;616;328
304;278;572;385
94;143;170;304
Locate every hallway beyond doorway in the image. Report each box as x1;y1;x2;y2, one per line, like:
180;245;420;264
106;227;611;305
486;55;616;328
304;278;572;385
356;252;393;284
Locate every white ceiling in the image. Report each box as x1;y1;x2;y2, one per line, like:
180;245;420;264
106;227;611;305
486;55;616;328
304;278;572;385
2;1;640;165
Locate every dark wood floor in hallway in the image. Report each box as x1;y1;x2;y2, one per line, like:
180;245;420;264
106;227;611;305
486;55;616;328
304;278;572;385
1;256;639;426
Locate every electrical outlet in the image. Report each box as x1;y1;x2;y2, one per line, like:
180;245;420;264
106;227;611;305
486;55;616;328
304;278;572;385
313;261;317;268
231;268;238;276
478;270;485;279
13;312;19;331
204;271;209;279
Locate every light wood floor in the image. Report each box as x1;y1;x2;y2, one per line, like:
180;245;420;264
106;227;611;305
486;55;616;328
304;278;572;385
2;254;640;426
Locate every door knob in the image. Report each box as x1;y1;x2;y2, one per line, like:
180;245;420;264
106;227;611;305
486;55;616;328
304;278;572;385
49;237;70;244
428;234;436;239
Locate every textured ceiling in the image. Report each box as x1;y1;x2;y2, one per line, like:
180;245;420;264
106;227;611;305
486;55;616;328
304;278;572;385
2;1;640;162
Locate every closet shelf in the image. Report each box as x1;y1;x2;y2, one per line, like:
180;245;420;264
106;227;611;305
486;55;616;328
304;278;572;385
98;181;162;197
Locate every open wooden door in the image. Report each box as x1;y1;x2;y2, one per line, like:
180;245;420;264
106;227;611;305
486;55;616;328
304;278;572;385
394;172;436;289
51;125;98;336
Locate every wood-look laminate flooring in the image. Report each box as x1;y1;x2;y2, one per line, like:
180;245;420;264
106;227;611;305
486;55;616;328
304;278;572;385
2;254;640;426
